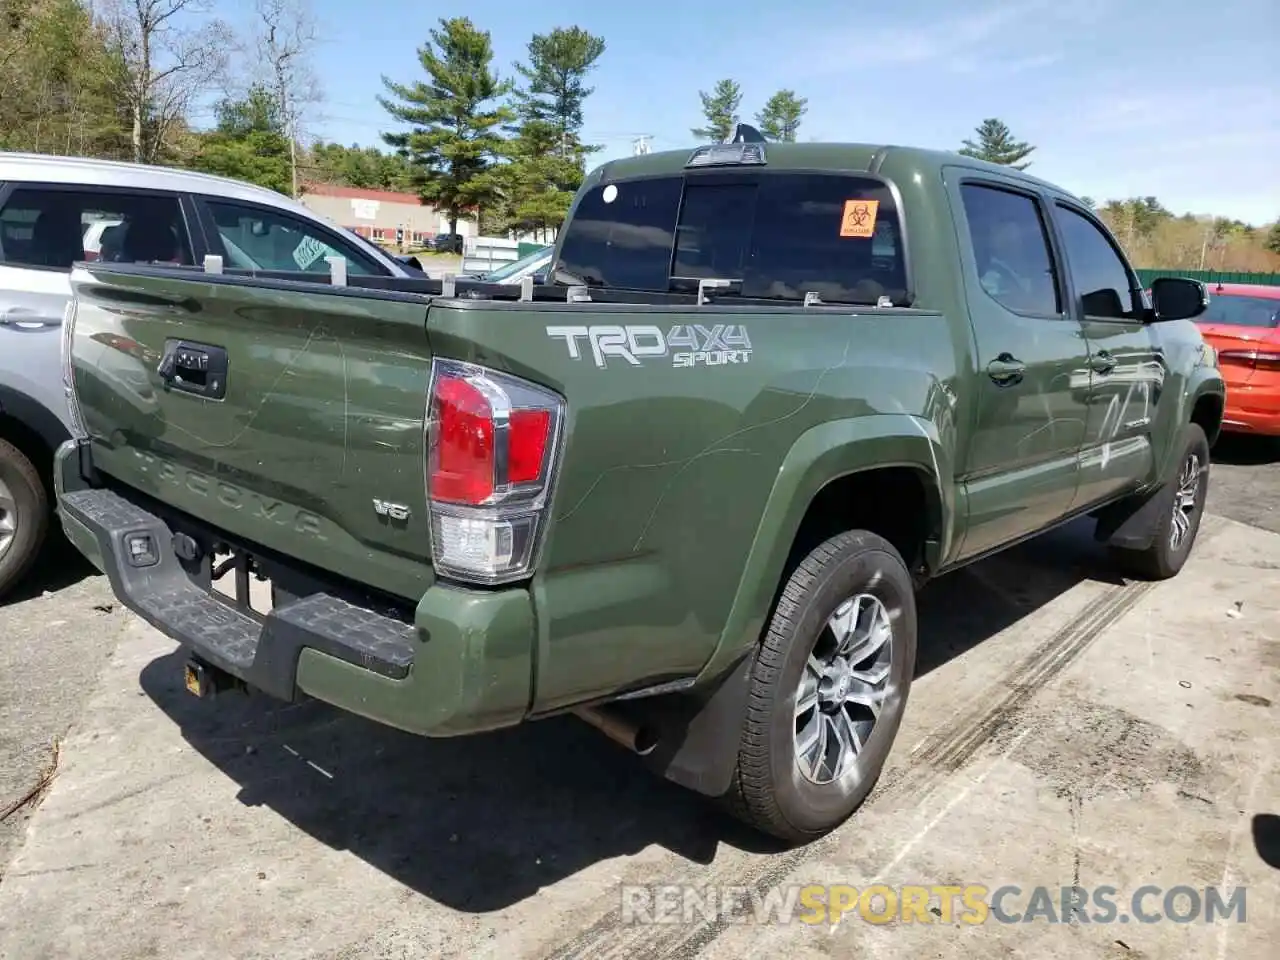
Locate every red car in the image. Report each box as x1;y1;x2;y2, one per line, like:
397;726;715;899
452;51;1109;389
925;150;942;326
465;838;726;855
1193;282;1280;437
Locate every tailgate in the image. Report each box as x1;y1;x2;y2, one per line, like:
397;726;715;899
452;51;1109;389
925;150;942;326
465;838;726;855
67;265;435;599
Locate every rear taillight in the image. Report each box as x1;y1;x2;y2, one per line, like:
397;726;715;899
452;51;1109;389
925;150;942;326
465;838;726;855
425;358;565;584
1218;349;1280;372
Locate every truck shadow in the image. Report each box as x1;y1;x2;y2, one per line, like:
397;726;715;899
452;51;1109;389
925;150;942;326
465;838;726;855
137;515;1121;912
3;531;99;605
1211;433;1280;466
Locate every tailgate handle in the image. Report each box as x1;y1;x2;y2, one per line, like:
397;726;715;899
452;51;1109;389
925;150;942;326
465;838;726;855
158;339;228;400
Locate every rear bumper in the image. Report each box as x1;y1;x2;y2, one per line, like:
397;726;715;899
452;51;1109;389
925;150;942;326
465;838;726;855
54;440;535;737
1222;376;1280;436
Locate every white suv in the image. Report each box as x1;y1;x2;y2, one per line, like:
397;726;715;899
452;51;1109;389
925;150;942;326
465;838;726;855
0;152;417;599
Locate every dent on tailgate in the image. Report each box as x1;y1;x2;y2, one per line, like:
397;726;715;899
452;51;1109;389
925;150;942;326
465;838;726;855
68;266;437;600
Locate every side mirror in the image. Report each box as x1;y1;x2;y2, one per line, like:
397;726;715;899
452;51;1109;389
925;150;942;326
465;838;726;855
1148;277;1208;322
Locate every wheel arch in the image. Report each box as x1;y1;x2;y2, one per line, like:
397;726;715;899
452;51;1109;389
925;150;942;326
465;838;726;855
0;384;70;491
698;414;953;685
628;416;950;801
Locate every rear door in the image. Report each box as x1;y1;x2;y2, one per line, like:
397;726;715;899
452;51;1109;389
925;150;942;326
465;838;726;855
946;173;1090;561
68;266;435;600
1047;200;1168;509
0;181;202;430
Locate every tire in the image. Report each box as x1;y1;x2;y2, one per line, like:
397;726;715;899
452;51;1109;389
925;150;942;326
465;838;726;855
1110;422;1211;581
724;530;918;843
0;437;49;600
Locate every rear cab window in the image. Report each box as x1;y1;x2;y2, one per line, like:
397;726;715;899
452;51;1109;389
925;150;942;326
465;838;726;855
0;187;192;269
555;170;908;306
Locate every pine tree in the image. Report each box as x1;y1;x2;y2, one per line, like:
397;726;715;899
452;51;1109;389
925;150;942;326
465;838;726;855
755;89;807;142
691;79;742;142
501;25;606;236
378;17;514;236
958;118;1035;170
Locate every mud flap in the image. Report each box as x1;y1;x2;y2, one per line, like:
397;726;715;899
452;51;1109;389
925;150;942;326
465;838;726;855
1093;482;1169;550
627;653;753;798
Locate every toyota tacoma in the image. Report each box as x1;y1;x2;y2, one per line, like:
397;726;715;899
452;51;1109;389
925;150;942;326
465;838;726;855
53;135;1224;842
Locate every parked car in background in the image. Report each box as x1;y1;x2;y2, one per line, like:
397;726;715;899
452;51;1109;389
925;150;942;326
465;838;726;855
0;151;418;600
431;232;464;254
1192;282;1280;438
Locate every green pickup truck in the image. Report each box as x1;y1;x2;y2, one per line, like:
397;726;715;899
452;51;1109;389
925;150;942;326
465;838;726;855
54;138;1224;843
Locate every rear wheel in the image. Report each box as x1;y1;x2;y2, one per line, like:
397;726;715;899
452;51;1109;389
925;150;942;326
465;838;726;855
1110;423;1210;580
0;437;49;600
724;530;917;842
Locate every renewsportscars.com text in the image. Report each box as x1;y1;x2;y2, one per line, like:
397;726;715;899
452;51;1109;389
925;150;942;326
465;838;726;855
619;883;1248;926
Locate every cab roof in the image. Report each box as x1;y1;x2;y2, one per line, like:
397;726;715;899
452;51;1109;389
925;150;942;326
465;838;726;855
592;141;1083;204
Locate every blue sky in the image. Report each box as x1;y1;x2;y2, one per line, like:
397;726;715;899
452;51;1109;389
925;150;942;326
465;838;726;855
282;0;1276;223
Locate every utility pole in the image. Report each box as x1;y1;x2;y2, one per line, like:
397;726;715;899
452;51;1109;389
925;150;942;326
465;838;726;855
289;114;299;199
632;135;652;156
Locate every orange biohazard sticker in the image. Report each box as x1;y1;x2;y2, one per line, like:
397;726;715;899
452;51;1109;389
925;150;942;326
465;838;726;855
839;199;879;238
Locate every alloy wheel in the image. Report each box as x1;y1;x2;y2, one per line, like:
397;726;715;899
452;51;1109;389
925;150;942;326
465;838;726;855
0;476;16;562
794;593;896;785
1169;452;1203;551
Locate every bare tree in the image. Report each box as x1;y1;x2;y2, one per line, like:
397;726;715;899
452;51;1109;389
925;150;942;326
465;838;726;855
101;0;231;163
253;0;322;197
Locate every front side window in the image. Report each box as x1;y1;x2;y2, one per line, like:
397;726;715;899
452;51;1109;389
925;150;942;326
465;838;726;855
204;200;381;276
959;183;1060;315
1054;204;1140;320
555;172;907;305
0;188;191;270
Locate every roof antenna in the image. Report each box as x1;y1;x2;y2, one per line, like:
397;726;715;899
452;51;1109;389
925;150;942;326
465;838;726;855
726;122;767;144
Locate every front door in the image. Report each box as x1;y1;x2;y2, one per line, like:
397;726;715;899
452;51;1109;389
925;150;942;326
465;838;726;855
947;174;1092;562
1048;201;1167;509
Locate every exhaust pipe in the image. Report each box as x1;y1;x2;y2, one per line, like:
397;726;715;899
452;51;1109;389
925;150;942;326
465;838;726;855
573;705;660;757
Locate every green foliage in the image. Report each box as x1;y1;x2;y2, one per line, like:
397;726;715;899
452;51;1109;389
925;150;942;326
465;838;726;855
755;89;807;142
378;16;514;234
495;26;606;237
692;78;742;142
0;0;129;157
307;142;416;192
188;85;291;194
513;26;605;138
958;118;1035;170
1267;222;1280;256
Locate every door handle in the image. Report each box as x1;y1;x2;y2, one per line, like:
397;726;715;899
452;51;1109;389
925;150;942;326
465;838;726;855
1090;350;1117;375
986;352;1026;386
158;339;228;400
0;307;60;330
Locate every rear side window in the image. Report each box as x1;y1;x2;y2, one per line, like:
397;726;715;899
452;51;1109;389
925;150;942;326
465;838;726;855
0;188;192;270
959;183;1060;316
204;200;382;276
1196;294;1280;328
555;172;907;305
556;177;682;290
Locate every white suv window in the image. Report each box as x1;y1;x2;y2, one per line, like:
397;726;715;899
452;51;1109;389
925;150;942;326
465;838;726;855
205;200;381;276
0;188;192;269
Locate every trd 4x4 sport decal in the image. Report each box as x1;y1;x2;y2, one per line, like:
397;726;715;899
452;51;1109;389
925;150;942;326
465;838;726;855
545;324;752;369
